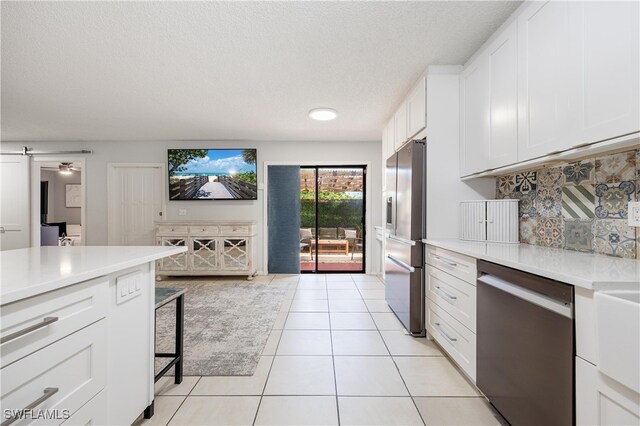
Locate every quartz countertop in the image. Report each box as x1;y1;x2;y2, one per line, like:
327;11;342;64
423;239;640;290
0;246;187;305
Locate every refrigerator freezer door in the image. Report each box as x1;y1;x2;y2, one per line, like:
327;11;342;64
395;141;425;242
385;237;424;335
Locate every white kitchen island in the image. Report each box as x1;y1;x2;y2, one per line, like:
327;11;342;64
0;246;187;425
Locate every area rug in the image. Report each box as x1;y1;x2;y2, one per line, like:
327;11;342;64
154;278;288;376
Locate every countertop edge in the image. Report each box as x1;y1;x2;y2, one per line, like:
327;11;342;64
1;246;187;306
423;239;640;290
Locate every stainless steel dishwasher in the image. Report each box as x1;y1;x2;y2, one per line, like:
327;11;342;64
477;260;574;426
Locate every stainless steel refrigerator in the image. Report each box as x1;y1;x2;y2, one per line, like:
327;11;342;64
385;139;426;336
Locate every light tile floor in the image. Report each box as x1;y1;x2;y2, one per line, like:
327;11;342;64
135;274;505;426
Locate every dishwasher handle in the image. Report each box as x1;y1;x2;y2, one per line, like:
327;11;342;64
478;275;572;319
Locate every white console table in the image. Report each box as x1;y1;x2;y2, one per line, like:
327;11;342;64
155;221;257;280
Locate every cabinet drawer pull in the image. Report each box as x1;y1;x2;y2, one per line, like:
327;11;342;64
435;322;457;343
433;255;457;267
0;317;59;344
435;285;458;300
1;387;59;426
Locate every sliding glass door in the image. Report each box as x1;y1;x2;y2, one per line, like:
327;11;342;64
300;166;365;273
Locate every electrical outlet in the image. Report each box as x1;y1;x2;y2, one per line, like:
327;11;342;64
628;201;640;227
178;208;187;216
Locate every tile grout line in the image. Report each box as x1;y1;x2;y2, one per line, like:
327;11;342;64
163;376;203;426
253;277;298;426
328;276;344;425
357;277;428;426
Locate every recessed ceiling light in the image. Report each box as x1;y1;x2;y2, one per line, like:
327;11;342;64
309;108;337;121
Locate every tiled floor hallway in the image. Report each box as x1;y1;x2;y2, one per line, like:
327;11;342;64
136;274;504;426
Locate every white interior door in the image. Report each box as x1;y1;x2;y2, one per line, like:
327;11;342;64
0;156;30;250
108;164;164;246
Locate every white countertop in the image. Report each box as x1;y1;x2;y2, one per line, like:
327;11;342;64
424;239;640;290
0;246;187;305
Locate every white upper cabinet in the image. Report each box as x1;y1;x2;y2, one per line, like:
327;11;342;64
407;77;427;139
517;1;574;161
488;21;518;169
394;102;408;150
570;1;640;146
460;55;490;176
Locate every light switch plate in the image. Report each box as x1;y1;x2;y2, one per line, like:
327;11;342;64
178;208;187;216
116;272;142;304
628;201;640;227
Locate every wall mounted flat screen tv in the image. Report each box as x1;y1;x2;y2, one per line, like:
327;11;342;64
168;149;257;200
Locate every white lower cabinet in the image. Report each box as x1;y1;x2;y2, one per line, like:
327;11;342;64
0;320;107;424
425;245;477;382
62;389;107;426
427;298;477;381
576;357;640;426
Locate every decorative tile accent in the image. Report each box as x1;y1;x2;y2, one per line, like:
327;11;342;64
537;167;562;189
514;190;537;218
535;218;564;248
595;181;636;219
561;185;595;219
595;151;636;184
495;148;637;253
519;218;538;245
594;219;637;259
564;219;594;252
497;175;517;195
514;171;536;192
562;160;594;186
535;186;562;218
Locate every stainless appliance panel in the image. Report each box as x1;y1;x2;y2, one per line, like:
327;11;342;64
477;260;574;426
385;237;424;335
395;141;425;242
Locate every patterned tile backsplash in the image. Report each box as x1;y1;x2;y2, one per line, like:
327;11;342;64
496;148;639;259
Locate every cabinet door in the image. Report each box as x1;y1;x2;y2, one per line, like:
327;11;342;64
488;21;518;169
386;118;396;158
220;238;249;271
394;103;408;150
460;56;490;176
158;237;188;271
407;77;426;139
191;238;219;270
517;1;574;161
570;1;640;146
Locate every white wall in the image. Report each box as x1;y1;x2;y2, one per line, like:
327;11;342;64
3;139;383;272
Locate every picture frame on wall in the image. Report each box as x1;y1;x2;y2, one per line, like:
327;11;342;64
65;184;82;208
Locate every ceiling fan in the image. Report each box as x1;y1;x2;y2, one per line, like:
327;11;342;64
41;162;80;175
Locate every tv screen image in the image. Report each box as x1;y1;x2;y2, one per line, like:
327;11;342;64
168;149;257;200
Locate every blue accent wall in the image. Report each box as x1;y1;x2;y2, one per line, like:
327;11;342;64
268;166;301;273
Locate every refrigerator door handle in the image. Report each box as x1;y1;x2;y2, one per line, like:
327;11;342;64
387;235;416;246
386;255;416;273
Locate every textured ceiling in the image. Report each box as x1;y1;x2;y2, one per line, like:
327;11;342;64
1;1;521;142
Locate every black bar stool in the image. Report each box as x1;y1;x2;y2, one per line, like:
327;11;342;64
144;286;186;419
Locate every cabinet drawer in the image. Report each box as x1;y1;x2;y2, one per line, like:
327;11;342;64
61;389;107;426
189;225;219;236
157;225;188;236
427;299;476;382
426;266;477;333
1;320;107;425
220;225;251;236
1;278;108;367
426;246;477;284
